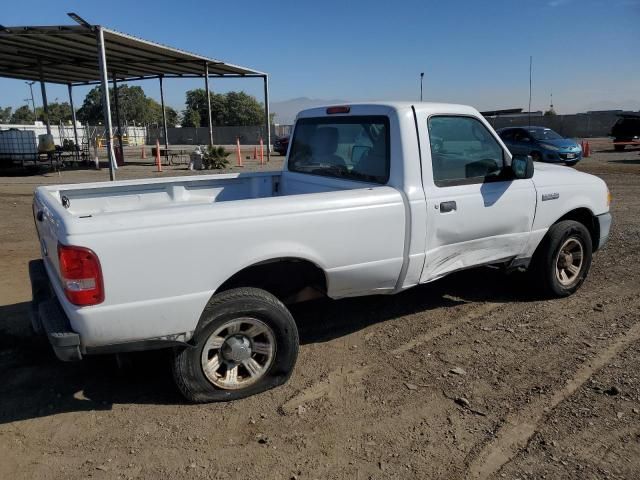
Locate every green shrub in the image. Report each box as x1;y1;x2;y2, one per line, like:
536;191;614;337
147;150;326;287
203;146;230;169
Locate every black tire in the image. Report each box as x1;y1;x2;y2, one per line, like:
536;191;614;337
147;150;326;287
172;287;299;403
613;144;625;152
530;151;542;162
28;259;50;335
529;220;593;297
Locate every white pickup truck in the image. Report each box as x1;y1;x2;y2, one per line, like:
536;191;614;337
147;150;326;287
30;102;611;402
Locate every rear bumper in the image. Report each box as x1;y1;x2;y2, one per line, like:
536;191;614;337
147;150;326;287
596;212;612;251
29;259;82;361
29;259;192;360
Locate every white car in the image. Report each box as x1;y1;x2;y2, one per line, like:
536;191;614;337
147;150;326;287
30;102;611;402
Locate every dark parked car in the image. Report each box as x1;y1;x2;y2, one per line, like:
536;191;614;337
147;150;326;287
497;126;582;165
610;114;640;151
274;136;290;155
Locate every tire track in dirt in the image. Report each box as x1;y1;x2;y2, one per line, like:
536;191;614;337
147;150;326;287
281;302;504;414
466;318;640;480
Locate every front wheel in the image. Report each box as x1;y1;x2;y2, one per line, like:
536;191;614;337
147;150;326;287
529;220;593;297
172;287;299;403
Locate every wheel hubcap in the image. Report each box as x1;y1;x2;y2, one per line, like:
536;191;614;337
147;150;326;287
555;237;584;286
200;317;276;390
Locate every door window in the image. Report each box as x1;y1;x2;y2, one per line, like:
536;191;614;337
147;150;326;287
428;116;505;187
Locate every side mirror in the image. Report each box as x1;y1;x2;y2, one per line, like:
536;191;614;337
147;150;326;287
511;154;534;179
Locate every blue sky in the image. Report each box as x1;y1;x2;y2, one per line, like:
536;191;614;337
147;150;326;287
1;0;638;118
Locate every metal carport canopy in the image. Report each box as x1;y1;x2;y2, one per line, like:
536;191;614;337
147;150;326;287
0;24;265;84
0;18;271;180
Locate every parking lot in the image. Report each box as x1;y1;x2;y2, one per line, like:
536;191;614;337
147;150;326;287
0;140;638;480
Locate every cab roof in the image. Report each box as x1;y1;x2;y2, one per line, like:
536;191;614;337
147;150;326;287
296;102;480;119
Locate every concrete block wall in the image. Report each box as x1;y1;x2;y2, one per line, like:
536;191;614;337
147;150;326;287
147;125;277;146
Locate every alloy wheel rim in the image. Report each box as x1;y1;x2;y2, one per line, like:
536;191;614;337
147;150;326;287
555;237;584;286
200;317;276;390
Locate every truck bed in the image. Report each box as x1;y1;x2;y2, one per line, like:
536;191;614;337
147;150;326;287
47;171;281;217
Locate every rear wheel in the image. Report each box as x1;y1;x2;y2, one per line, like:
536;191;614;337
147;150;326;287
613;144;625;152
529;220;593;297
172;287;299;403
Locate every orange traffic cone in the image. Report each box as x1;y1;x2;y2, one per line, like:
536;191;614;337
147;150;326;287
141;146;146;159
236;137;244;167
586;141;591;157
253;146;258;160
155;139;162;172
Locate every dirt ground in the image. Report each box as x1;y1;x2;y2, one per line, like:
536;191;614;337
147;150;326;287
0;140;639;480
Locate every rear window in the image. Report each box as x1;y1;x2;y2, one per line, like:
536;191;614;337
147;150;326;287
288;116;390;184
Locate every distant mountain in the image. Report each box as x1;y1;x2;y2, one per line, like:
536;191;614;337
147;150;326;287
271;97;349;124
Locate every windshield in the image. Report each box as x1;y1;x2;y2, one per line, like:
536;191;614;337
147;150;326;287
288;116;390;184
528;128;562;141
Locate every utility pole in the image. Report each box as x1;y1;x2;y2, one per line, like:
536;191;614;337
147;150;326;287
528;56;533;127
25;81;36;115
420;72;424;102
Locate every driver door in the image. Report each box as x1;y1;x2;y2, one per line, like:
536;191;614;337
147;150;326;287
420;115;536;282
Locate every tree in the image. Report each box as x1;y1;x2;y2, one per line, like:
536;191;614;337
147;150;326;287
182;89;222;127
182;108;201;128
0;106;12;123
38;102;72;124
181;89;264;127
77;85;177;126
10;105;35;124
6;102;73;125
544;108;557;116
224;92;264;126
165;106;179;126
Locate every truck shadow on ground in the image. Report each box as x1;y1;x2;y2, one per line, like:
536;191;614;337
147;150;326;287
0;267;536;424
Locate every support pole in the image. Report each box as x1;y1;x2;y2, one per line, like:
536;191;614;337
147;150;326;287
159;75;169;163
38;60;51;135
96;26;117;180
67;83;80;161
204;62;214;147
263;75;271;162
112;72;125;164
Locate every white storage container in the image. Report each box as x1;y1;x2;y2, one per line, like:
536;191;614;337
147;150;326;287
0;129;38;158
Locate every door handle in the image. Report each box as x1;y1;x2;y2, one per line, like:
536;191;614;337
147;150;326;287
439;201;457;213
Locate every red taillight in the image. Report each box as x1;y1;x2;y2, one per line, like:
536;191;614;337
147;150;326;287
326;106;350;114
57;244;104;306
